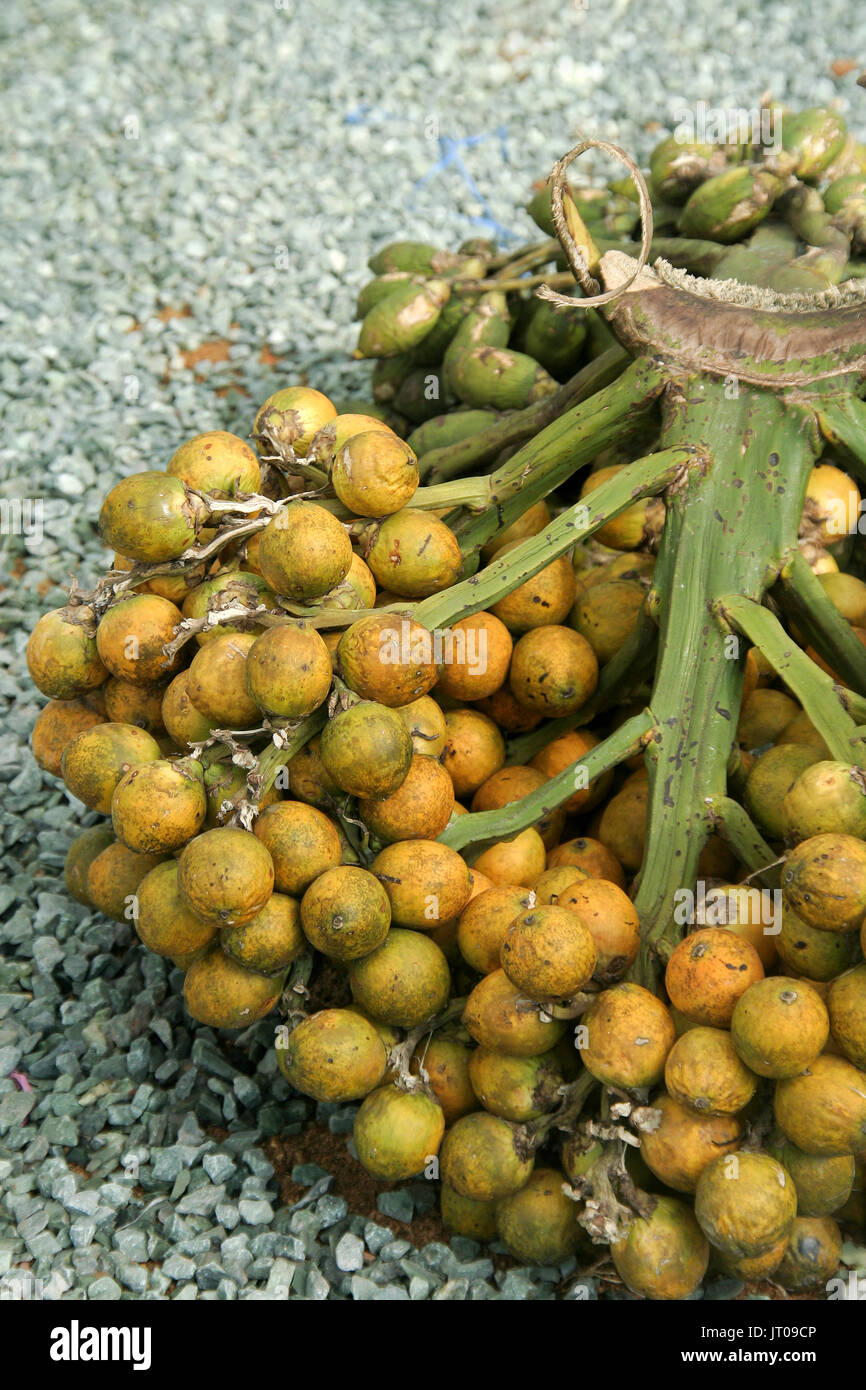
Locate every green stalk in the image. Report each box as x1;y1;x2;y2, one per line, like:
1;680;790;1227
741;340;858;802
421;346;630;484
718;593;864;765
776;550;866;695
438;711;654;853
706;796;778;875
842;691;866;723
449;356;665;558
815;391;866;487
415;446;690;630
250;709;327;802
632;379;822;987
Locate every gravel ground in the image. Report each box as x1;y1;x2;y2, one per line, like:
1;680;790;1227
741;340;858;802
2;0;866;1302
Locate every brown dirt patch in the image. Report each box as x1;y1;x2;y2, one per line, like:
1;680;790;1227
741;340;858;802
264;1123;448;1249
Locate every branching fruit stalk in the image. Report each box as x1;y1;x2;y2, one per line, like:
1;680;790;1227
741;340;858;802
631;376;823;986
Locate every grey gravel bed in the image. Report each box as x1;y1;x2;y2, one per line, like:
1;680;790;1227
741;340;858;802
2;0;866;1301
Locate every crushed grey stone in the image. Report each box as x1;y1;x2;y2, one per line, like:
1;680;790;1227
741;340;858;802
3;0;861;1305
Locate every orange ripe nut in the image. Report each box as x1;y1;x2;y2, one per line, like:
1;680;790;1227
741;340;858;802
471;765;564;849
394;695;447;758
481;500;550;562
775;1216;843;1293
801;462;861;545
364;509;461;599
640;1093;743;1193
532;865;590;904
349;928;451;1028
254;386;338;459
86;841;166;923
183;945;282;1029
161;669;213;748
490;545;576;633
187;633;260;728
359;752;454;842
572;578;645;664
457;885;536;974
278;1008;386;1102
468;1049;564;1124
167;430;261;496
245;623;332;720
181;571;275;648
509;625;598;717
546;836;626;888
222;893;306;975
664;1026;758;1115
463;969;567;1057
61;721;162;814
434;612;513;702
178;827;274;927
111;756;207;853
64;825;115;906
300;865;391;962
665;927;765;1028
472;827;547;888
258;500;352;601
774;1053;866;1156
411;1035;478;1124
253;802;342;896
580;464;665;551
286;734;342;808
320;700;413;799
27;606;108;700
580;983;676;1088
475;684;544;733
353;1085;445;1181
611;1197;709;1300
442;708;506;799
703;882;779;970
135;860;218;958
439;1111;534;1202
371;839;472;928
95;595;182;684
731;976;830;1078
557;878;640;981
782;832;866;933
501;904;597;1000
440;1184;498;1242
331;430;419;517
337;614;438;708
695;1151;797;1259
597;778;648;874
103;677;165;733
31;697;105;777
495;1168;583;1265
135;850;218;961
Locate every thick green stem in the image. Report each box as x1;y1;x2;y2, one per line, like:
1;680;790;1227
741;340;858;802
416;445;688;630
632;379;822;988
718;592;865;765
438;711;654;853
777;550;866;696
